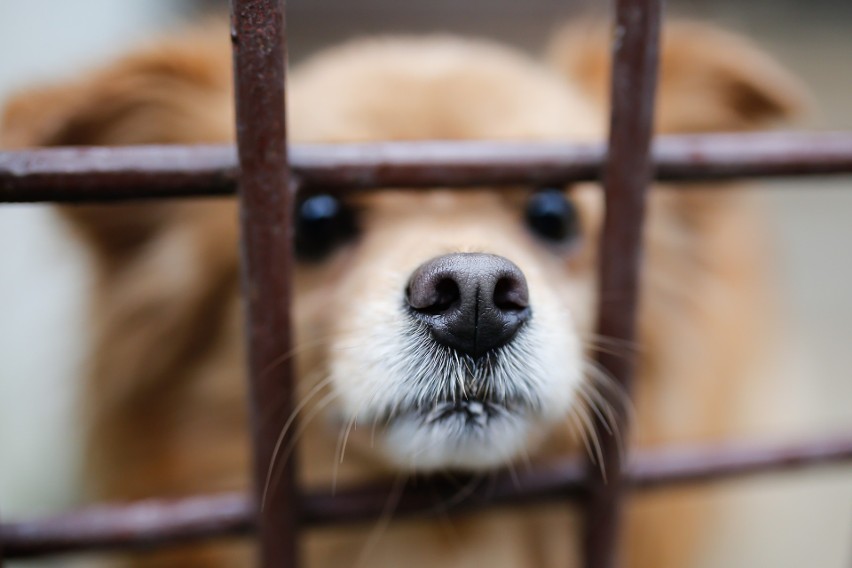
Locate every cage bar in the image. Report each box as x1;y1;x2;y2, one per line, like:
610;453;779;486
584;0;662;566
0;0;850;566
2;434;850;560
230;1;299;567
3;132;852;202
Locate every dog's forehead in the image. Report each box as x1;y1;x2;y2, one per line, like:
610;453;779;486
290;37;601;144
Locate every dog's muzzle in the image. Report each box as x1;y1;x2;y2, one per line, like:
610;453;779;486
405;253;531;358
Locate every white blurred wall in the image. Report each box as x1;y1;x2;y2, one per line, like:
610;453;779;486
0;1;179;101
0;0;183;520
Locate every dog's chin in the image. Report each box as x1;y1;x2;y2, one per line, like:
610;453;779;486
377;401;543;471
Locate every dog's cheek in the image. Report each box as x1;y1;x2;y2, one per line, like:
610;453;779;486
524;277;586;421
323;258;412;419
318;216;436;409
292;252;368;409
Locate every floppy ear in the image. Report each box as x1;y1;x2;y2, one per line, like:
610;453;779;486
546;19;809;239
547;20;807;133
0;27;234;264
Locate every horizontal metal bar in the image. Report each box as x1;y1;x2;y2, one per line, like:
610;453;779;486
3;433;851;559
0;493;252;558
2;132;852;203
0;145;238;202
631;433;852;489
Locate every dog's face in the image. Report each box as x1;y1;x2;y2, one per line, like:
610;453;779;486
0;24;803;480
286;39;606;470
293;185;602;470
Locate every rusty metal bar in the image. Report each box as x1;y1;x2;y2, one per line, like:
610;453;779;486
2;434;851;559
0;494;252;559
3;132;852;202
230;2;299;568
0;144;236;202
629;434;852;490
291;133;852;187
583;0;662;567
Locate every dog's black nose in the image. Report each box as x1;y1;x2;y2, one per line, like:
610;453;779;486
406;253;531;358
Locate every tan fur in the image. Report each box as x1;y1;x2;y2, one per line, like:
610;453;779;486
1;20;803;568
548;19;806;133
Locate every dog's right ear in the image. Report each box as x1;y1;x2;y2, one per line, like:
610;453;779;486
547;20;807;133
546;20;808;237
0;28;233;265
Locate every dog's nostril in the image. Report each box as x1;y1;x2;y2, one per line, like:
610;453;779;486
406;253;531;358
408;277;460;315
493;276;529;312
431;278;460;312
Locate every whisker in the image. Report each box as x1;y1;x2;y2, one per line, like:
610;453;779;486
567;410;596;467
575;384;612;436
573;402;606;482
264;389;341;510
257;334;382;428
261;372;335;509
580;331;639;351
259;333;343;379
579;380;625;462
583;360;634;422
333;412;359;493
333;381;387;492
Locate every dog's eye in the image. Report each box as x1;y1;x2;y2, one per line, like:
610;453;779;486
525;189;580;243
295;194;357;261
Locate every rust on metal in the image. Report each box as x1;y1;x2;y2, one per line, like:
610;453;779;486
583;0;662;566
2;434;851;559
629;434;852;490
230;1;299;567
0;1;850;565
3;133;852;202
0;144;237;202
0;494;252;558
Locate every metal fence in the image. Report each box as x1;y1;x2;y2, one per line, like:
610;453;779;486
1;0;852;567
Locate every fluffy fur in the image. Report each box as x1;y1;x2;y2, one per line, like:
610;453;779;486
0;20;803;568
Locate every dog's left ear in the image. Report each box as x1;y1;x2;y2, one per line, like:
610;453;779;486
547;20;808;133
0;28;234;267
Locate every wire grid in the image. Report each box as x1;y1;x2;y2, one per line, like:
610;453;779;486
0;0;851;566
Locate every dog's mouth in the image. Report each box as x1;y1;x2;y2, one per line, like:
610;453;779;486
370;339;540;431
364;350;548;471
375;387;541;471
425;398;507;426
383;394;528;429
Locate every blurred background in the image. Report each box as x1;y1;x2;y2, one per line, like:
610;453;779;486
0;1;849;567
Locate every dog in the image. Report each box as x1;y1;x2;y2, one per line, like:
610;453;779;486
1;19;804;568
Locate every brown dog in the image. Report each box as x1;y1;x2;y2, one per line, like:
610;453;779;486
1;20;803;568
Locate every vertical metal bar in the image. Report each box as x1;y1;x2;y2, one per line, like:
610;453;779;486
230;2;299;568
583;1;662;567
